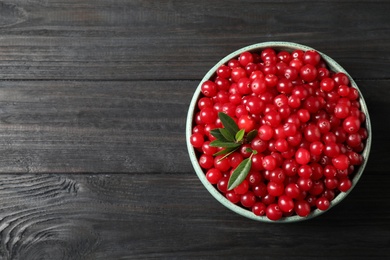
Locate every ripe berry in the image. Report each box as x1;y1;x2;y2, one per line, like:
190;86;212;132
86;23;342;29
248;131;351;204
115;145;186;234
333;72;350;87
201;80;218;97
234;179;249;195
217;65;232;79
191;47;368;221
200;107;217;124
294;200;311;217
269;168;286;184
202;141;218;155
231;67;247;83
238;115;256;133
214;155;231;172
300;64;318;82
237;77;252;94
316;197;330;211
266;204;283;221
251;78;267;94
332;154;350;170
262;155;277;171
206;168;223;184
241;191;256;208
264;110;282;127
310;141;324;156
303;50;321;66
295;148;311;165
297;177;313;191
226;190;241;204
343;116;361;134
320;77;335;92
239;51;254;67
199;154;214;169
252;202;267;216
190;133;204;148
338;178;352;192
246;96;265;115
278;195;295;213
247;171;263;186
267;181;285;197
285;183;300;199
217;177;229;193
258;124;274;140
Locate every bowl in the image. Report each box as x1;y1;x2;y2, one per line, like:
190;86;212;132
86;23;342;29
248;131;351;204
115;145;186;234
186;41;371;222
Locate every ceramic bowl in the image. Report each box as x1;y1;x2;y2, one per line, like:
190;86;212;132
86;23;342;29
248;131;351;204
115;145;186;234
186;42;371;222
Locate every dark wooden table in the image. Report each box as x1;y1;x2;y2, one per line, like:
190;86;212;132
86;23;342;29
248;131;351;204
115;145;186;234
0;0;389;259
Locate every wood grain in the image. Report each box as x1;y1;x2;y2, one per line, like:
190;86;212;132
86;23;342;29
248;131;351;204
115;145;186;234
0;80;193;173
0;1;387;80
0;172;389;259
0;0;388;259
0;79;385;174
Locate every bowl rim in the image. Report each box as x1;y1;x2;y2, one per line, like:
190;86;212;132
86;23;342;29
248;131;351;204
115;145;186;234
186;41;372;223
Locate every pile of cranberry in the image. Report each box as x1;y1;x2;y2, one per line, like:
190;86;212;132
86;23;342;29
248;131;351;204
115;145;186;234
190;47;368;221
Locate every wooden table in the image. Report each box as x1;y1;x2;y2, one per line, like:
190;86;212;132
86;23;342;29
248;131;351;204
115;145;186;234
0;1;388;259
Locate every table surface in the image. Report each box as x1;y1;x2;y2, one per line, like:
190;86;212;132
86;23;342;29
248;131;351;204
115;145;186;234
0;0;389;259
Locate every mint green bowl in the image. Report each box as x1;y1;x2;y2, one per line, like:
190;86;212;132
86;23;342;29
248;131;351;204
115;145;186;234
186;42;372;222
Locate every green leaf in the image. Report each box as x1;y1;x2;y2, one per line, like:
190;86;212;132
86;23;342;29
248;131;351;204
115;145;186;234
246;129;258;143
213;147;239;157
209;140;241;148
220;128;235;142
218;112;239;136
210;129;228;142
235;129;245;142
227;157;252;190
245;147;253;153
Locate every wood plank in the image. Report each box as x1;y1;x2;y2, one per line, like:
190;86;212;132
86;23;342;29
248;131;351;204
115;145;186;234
0;79;385;174
0;172;388;259
0;80;194;173
0;1;388;80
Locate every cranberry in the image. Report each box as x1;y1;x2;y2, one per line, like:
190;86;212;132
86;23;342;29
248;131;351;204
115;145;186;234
217;65;232;79
264;110;282;127
278;195;295;213
231;67;247;83
316;197;330;211
258;124;274;140
239;51;254;67
338;178;352;192
320;77;335;92
201;80;218;97
332;154;350;170
285;183;300;199
234;180;249;195
241;191;256;208
303;50;321;66
191;47;368;221
343;116;361;134
217;177;229;193
238;115;256;133
247;171;263;186
267;181;285;197
295;148;311;165
252;202;267;216
226;190;241;204
300;64;318;82
333;72;350;87
200;107;217;124
199;154;214;169
206;168;223;184
190;133;204;148
251;78;267;94
266;204;283;221
294;200;311;217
